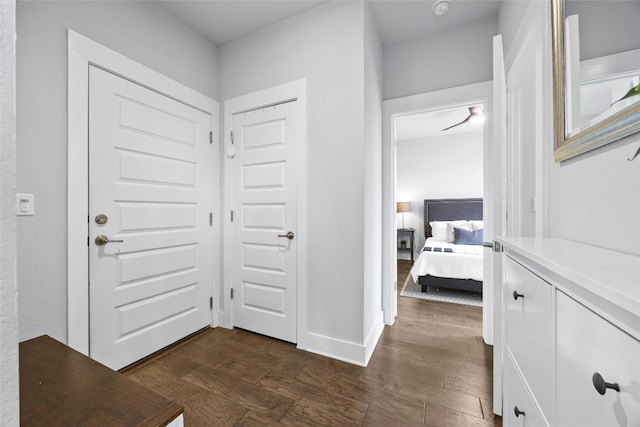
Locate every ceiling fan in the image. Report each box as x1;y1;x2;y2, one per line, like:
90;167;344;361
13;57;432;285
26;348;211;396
441;106;484;131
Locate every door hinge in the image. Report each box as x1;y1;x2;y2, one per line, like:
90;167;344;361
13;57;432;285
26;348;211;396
230;288;234;300
209;212;213;226
230;130;234;145
87;236;89;247
209;131;213;144
230;210;234;222
209;296;213;310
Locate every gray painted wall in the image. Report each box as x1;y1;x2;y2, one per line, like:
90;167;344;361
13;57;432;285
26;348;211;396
16;1;219;342
383;16;498;100
566;1;640;60
363;3;384;346
220;2;371;345
498;0;528;68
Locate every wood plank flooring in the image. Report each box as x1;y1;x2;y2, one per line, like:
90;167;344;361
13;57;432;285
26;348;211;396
124;260;501;426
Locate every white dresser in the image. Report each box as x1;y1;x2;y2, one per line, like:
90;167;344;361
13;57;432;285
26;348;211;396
498;238;640;427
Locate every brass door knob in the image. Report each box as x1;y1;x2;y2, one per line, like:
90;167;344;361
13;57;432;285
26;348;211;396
277;231;295;240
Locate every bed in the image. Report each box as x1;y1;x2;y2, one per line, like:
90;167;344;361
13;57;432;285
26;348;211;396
409;198;484;294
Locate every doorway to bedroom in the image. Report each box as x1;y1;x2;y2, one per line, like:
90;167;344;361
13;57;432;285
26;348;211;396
394;102;485;307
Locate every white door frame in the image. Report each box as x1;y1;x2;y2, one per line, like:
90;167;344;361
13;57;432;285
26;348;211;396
67;30;220;355
381;81;492;326
222;80;308;347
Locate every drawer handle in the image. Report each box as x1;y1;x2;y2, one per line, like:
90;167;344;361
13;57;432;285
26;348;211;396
592;372;620;395
513;290;525;300
514;406;526;418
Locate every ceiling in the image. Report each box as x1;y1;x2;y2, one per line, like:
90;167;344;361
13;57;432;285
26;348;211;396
394;103;485;141
160;0;502;47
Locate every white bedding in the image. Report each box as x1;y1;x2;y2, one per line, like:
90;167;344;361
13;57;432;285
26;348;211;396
410;238;483;282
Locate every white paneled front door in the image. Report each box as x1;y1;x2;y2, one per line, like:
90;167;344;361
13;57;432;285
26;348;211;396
88;66;212;370
229;100;301;343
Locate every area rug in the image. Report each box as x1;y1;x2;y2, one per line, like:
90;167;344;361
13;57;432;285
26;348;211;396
400;272;482;307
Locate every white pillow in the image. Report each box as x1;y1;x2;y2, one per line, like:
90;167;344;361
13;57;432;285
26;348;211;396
469;220;484;231
429;221;448;241
447;220;470;242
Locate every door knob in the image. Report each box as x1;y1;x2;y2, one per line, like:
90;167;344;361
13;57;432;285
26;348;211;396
95;235;124;246
277;231;295;240
592;372;620;395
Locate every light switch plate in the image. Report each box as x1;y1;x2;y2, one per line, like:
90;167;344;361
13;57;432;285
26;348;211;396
16;193;35;216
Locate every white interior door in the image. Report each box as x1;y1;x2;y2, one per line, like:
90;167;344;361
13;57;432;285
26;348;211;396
506;34;538;238
230;101;299;343
89;66;212;370
490;34;507;417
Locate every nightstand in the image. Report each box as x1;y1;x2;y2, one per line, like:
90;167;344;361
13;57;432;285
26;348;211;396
397;228;415;262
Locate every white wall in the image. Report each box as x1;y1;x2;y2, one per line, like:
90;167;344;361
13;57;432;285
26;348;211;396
220;2;380;360
498;0;640;256
16;1;219;342
396;131;484;258
383;16;498;100
547;136;640;256
0;0;19;424
362;3;384;357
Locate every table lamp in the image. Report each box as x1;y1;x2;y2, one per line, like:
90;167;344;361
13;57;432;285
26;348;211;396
396;202;411;229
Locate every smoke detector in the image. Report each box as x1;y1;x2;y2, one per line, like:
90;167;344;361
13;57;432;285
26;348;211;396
433;0;451;16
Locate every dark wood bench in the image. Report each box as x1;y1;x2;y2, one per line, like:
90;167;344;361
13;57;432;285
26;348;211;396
20;335;183;426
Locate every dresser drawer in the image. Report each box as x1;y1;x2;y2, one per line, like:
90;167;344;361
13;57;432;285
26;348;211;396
557;291;640;427
504;351;548;427
504;257;554;418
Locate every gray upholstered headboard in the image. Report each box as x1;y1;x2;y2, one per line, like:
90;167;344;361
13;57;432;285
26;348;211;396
424;198;483;238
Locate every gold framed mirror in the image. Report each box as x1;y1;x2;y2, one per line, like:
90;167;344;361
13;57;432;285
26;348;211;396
552;0;640;162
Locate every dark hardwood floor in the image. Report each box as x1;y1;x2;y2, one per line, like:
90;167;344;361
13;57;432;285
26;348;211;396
124;260;501;426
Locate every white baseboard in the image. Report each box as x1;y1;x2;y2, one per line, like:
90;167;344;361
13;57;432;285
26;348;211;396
301;311;385;367
363;310;385;365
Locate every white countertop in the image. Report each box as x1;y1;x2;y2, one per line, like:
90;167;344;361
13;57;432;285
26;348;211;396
497;237;640;336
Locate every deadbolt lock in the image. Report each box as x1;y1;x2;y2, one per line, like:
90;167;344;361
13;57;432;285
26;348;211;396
95;214;108;224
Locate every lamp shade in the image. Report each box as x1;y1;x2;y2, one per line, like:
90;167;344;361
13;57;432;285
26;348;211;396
396;202;411;213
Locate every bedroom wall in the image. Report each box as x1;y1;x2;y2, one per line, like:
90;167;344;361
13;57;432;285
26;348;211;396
16;0;220;343
396;130;484;259
0;0;19;423
220;2;380;360
383;15;498;100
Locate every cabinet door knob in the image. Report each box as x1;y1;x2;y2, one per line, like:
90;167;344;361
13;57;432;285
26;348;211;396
514;406;526;418
592;372;620;395
513;290;525;300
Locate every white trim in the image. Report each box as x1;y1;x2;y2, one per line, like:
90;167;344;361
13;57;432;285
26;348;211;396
210;105;221;329
304;310;383;367
67;30;219;354
222;79;308;347
0;0;20;422
382;81;493;326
